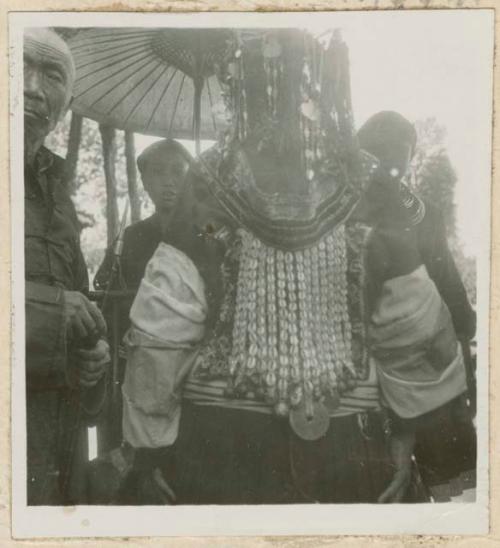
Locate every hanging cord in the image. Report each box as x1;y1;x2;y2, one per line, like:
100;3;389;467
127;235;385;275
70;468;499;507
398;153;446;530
357;411;374;441
287;427;320;503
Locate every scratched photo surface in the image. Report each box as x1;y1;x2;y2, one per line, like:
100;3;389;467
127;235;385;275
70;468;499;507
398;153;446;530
10;9;493;538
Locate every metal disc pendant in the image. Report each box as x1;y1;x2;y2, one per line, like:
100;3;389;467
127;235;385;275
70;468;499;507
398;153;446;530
289;402;330;441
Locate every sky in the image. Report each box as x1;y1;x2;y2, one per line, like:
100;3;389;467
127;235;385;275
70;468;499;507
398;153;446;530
129;10;494;258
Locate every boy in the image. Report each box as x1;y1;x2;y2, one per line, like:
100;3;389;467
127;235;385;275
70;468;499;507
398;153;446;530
96;138;192;293
357;111;477;501
88;139;193;503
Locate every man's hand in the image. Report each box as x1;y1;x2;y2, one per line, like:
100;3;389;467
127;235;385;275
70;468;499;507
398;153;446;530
63;290;106;342
73;339;110;389
378;428;415;503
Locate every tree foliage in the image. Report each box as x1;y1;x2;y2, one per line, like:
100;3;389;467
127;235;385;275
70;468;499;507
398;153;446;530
417;151;457;239
45;112;134;280
412;117;476;304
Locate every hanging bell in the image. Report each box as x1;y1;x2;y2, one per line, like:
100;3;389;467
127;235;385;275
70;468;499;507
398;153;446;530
274;401;290;418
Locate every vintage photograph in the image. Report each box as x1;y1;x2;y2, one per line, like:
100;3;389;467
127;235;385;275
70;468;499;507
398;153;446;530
10;8;493;538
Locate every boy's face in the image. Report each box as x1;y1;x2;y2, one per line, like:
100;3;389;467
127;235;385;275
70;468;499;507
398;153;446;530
142;154;190;214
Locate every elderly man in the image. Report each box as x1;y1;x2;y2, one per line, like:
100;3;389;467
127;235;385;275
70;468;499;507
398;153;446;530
24;28;109;505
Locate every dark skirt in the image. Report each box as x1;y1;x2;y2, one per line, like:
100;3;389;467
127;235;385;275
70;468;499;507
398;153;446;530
168;402;428;505
413;393;476;501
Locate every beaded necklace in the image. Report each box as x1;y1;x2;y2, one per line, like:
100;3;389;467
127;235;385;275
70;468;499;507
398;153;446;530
227;225;355;414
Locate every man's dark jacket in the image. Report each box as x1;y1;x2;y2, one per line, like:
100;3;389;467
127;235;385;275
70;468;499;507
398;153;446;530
25;146;102;505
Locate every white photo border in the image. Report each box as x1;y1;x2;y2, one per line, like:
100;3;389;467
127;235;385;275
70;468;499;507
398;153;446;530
10;9;493;538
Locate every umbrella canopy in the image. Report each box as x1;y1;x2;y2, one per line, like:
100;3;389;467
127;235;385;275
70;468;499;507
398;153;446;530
68;28;232;142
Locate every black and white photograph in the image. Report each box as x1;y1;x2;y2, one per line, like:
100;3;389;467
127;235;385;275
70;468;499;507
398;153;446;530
10;8;493;538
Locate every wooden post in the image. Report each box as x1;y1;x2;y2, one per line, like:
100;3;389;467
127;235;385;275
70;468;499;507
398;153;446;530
99;124;119;247
124;131;141;224
98;124;120;446
65;112;83;195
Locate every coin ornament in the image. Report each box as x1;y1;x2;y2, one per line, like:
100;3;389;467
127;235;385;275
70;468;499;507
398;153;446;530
289;401;330;441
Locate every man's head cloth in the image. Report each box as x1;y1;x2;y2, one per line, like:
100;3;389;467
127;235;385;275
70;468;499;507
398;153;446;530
357;111;417;161
137;139;192;174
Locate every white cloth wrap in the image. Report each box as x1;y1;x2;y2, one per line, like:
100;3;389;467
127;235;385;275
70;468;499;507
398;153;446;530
122;243;207;448
370;265;467;418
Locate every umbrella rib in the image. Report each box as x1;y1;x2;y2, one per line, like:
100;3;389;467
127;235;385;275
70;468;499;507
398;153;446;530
168;73;186;137
87;57;159;108
75;41;151;68
76;46;151;81
123;65;170;126
206;77;218;132
146;68;178;131
117;62;168;121
75;52;154;99
70;31;153;49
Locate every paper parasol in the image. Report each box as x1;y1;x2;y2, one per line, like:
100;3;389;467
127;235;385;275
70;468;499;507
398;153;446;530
68;28;232;147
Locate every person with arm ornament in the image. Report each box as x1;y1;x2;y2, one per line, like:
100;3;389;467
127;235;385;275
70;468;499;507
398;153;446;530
358;111;477;501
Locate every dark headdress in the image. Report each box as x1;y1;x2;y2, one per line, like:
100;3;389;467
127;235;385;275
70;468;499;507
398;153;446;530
196;28;377;250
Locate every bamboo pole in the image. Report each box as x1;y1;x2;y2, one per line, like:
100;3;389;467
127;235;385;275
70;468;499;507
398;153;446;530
99;124;119;248
124;131;141;224
65;112;83;195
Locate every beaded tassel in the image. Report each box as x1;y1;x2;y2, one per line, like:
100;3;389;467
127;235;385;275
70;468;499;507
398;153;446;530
275;250;289;413
263;34;283;125
300;247;320;415
286;251;301;397
265;245;278;402
233;42;248;142
299;35;325;184
244;236;259;385
228;230;251;392
256;241;268;380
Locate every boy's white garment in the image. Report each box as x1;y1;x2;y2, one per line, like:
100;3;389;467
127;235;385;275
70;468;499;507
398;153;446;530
370;265;467;418
122;243;207;448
